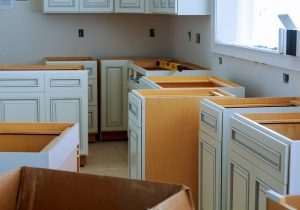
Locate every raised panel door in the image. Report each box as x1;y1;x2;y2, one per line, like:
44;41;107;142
0;93;45;123
199;132;222;210
115;0;145;13
128;120;142;179
46;92;88;156
79;0;113;12
101;60;128;132
43;0;79;12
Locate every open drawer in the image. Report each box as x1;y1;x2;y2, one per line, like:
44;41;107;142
231;112;300;192
0;123;79;173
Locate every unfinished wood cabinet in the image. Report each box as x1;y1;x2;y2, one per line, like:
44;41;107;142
228;112;300;210
128;88;235;210
267;191;300;210
139;75;245;97
199;97;300;210
0;123;79;173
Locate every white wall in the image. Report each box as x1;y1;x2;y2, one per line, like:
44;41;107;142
0;0;171;64
168;14;300;97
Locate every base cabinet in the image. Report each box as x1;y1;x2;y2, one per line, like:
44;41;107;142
101;60;128;132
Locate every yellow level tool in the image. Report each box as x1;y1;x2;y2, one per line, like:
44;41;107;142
156;60;185;72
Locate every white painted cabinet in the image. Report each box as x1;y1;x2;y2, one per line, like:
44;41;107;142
199;98;300;210
45;58;98;135
0;70;88;157
101;60;128;132
44;0;113;13
151;0;210;15
115;0;147;13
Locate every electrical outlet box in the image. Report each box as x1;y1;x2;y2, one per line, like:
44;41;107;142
196;33;200;43
219;57;223;65
78;29;84;38
283;73;289;84
150;28;155;37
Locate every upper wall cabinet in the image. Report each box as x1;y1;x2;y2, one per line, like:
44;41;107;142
44;0;113;13
115;0;147;13
151;0;210;15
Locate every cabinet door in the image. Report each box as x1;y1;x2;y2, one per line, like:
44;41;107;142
128;120;142;179
0;93;45;123
115;0;145;13
88;105;98;133
228;153;251;210
199;132;222;210
43;0;80;12
88;79;97;106
79;0;113;12
101;60;128;132
46;92;88;156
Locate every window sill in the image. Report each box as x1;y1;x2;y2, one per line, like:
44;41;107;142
213;42;300;72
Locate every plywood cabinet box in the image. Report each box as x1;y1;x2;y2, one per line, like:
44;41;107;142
128;88;235;210
139;75;245;97
0;67;88;161
228;112;300;210
0;123;79;173
199;97;300;210
45;57;99;140
267;191;300;210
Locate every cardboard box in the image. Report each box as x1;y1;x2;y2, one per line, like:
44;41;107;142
0;167;194;210
0;123;79;173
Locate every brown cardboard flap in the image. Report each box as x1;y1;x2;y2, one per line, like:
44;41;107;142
17;167;193;210
0;168;21;210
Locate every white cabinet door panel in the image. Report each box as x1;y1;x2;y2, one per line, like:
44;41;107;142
115;0;145;13
88;105;98;133
0;93;45;123
199;132;222;210
44;0;79;12
128;120;142;179
80;0;113;12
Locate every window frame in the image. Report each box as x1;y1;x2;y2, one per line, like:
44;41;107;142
212;0;300;71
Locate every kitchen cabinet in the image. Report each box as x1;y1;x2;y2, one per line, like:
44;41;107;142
44;0;113;13
199;97;300;210
115;0;148;13
227;112;300;210
0;122;79;173
139;75;245;97
0;68;88;160
45;57;98;138
151;0;210;15
101;60;128;132
267;191;300;210
128;88;235;210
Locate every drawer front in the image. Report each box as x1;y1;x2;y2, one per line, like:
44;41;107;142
88;106;98;133
230;117;289;184
200;102;222;141
45;71;88;92
0;72;44;92
128;92;142;127
88;79;97;105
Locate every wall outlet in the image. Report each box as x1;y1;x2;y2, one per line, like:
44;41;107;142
196;33;200;44
150;28;155;37
78;29;84;38
219;57;223;65
283;73;289;84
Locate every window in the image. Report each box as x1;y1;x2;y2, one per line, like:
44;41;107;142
213;0;300;71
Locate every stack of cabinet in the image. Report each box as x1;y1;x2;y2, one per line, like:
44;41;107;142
228;112;300;210
128;88;236;210
45;57;98;141
199;97;300;210
43;0;210;14
0;68;88;160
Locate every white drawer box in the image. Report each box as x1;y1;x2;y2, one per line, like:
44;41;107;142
0;123;79;173
45;71;88;92
0;71;44;92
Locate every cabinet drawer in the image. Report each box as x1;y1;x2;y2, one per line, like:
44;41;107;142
230;117;289;184
45;71;88;92
88;106;98;133
128;92;142;127
88;79;97;105
200;104;222;141
0;72;44;92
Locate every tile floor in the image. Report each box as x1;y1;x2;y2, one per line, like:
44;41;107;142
80;141;128;178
